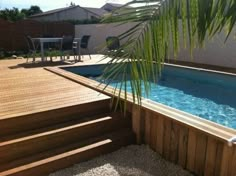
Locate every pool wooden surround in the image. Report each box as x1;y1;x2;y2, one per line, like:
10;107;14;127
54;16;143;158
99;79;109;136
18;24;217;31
1;56;236;176
47;63;236;176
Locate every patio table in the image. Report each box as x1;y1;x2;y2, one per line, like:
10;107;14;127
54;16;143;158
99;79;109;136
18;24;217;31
32;38;63;61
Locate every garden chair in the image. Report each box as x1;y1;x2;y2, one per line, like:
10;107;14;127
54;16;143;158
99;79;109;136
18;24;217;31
80;35;91;59
60;36;80;62
106;36;120;51
60;35;74;60
25;35;39;63
106;36;124;57
72;38;81;62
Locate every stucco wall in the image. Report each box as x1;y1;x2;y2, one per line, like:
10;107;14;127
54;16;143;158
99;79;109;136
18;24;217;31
75;22;236;68
176;28;236;68
75;22;138;54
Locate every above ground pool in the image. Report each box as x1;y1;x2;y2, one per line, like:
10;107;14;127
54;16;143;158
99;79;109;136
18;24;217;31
63;64;236;129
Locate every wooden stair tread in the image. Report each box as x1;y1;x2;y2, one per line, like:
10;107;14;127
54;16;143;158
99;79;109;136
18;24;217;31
0;113;120;144
0;129;135;176
0;116;112;146
0;113;131;164
0;112;119;142
0;99;111;137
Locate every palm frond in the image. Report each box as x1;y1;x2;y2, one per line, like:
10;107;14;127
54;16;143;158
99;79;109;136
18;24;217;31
101;0;236;106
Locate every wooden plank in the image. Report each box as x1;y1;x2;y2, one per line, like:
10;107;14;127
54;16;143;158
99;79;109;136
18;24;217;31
0;130;134;176
0;81;77;92
0;95;109;118
0;116;130;165
186;129;197;172
229;146;236;176
214;141;224;176
0;88;94;104
0;78;64;89
178;125;188;168
0;67;110;120
156;114;164;155
144;110;151;145
1;90;108;117
132;105;142;144
220;144;234;176
169;121;180;163
0;99;111;137
204;137;217;176
163;118;171;160
150;114;157;151
1;88;100;108
194;133;207;176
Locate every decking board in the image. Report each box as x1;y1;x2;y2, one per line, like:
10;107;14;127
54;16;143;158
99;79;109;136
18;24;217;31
0;61;110;120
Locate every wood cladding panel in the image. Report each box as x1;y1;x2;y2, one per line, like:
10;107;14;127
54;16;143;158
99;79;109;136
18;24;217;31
169;122;179;163
204;138;218;176
220;144;234;176
138;107;236;176
230;147;236;176
177;125;188;168
215;142;224;176
144;111;151;145
163;118;172;160
194;133;207;176
186;129;197;172
156;114;164;155
150;114;157;151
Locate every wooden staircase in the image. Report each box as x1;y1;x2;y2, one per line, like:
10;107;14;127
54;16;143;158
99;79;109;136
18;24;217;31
0;99;135;176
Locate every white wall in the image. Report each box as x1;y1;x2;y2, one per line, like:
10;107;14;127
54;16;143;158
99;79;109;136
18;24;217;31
176;28;236;68
75;22;236;68
75;22;138;54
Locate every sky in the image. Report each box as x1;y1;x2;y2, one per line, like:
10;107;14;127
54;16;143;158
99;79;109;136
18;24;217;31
0;0;130;11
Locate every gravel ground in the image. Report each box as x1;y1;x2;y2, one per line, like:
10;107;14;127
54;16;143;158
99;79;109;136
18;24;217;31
49;145;193;176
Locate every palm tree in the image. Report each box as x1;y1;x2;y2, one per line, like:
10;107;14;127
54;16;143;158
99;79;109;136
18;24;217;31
101;0;236;106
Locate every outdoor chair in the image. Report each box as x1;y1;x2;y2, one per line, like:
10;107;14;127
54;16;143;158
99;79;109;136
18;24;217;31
106;36;124;57
106;36;120;51
72;38;81;62
25;35;39;63
80;35;91;59
60;35;74;60
60;35;80;62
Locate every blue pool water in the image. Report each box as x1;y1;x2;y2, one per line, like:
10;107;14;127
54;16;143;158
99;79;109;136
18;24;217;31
64;65;236;129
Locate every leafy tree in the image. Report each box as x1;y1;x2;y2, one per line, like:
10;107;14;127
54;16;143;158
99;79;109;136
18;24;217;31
0;6;42;22
21;6;42;17
103;0;236;105
0;8;25;21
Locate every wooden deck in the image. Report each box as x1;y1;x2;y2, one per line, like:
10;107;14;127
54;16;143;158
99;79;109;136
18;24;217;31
1;55;236;176
0;56;135;176
0;56;110;120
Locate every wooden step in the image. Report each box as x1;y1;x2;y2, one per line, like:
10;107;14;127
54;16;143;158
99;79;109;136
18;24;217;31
0;112;128;142
0;129;135;176
0;113;131;165
0;99;111;137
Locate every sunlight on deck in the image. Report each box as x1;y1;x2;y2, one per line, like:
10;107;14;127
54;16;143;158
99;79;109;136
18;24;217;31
0;55;110;119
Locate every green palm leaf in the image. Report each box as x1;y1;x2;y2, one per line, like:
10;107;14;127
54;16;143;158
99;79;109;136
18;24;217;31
101;0;236;106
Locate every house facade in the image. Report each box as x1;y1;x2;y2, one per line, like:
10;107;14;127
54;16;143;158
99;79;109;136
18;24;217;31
101;3;124;12
29;5;108;22
101;3;132;12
